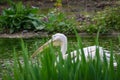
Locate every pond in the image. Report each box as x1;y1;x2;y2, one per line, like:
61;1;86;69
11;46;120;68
0;37;119;59
0;36;120;78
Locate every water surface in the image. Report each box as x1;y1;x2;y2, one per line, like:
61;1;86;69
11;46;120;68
0;37;119;59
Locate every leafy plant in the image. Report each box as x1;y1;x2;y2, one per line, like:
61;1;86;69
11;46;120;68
40;9;77;34
82;7;120;34
0;2;43;33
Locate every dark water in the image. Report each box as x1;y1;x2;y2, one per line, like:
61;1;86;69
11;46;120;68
0;37;119;59
0;38;48;59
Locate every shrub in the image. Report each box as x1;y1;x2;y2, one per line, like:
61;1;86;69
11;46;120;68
40;9;77;34
82;7;120;34
0;2;43;33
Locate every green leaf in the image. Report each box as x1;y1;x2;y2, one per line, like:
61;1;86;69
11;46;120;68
58;22;66;26
35;25;45;30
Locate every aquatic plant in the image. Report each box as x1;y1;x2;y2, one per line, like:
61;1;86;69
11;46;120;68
2;34;120;80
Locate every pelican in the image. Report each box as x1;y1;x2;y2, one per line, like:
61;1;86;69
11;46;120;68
31;33;117;67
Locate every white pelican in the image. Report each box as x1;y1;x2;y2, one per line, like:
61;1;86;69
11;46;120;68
31;33;117;67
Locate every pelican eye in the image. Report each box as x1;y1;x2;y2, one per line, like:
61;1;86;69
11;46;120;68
52;35;57;38
52;35;56;40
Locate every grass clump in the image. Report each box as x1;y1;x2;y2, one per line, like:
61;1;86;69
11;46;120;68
2;35;120;80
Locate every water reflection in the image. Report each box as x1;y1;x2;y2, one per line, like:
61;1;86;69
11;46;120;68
0;37;119;59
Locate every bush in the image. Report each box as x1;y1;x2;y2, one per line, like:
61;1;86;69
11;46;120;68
82;7;120;34
0;2;43;33
40;9;77;34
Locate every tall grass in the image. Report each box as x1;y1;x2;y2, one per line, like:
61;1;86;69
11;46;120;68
2;36;120;80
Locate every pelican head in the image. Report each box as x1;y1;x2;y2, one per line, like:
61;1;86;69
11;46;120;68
31;33;67;58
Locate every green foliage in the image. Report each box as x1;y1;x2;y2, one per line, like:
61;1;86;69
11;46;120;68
2;36;120;80
40;9;77;34
83;7;120;34
0;2;43;33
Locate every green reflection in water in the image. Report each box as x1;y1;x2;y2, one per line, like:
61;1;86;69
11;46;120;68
0;37;119;59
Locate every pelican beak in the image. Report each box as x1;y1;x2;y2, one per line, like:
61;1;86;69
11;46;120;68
31;39;61;58
31;39;52;58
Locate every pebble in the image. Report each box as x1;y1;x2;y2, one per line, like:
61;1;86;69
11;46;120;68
0;58;24;79
0;57;38;79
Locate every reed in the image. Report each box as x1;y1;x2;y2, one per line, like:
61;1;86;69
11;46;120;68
2;35;120;80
